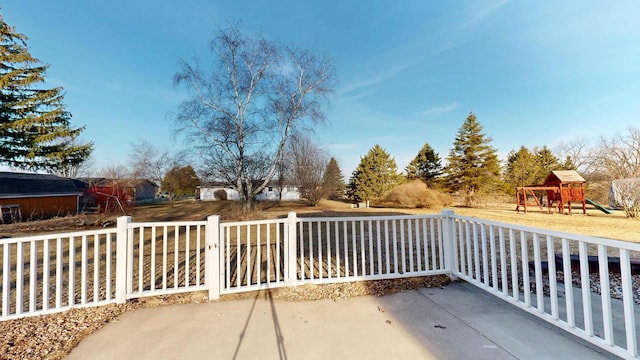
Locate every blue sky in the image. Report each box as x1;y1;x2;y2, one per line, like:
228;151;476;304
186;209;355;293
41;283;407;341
3;1;640;177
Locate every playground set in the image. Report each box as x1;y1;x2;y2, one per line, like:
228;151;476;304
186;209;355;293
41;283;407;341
515;170;612;214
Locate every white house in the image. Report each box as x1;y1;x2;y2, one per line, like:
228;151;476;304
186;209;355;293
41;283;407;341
256;185;300;201
198;186;240;201
199;184;300;202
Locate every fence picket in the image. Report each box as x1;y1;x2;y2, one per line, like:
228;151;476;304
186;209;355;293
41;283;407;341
29;240;36;312
138;228;144;293
562;238;575;327
546;235;558;320
579;241;593;335
368;220;374;275
521;231;531;307
509;229;518;301
318;222;323;279
598;244;613;345
481;225;488;286
326;222;332;279
533;233;543;313
489;226;497;291
56;238;63;307
3;243;9;316
106;233;112;302
376;221;382;275
620;248;638;357
174;226;179;289
334;221;340;278
499;228;507;296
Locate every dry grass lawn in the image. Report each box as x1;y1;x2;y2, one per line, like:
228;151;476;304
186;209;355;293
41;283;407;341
130;199;640;242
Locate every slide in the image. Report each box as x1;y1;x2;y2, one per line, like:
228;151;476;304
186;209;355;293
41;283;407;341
585;198;613;214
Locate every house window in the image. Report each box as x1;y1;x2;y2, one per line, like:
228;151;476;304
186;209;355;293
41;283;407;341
268;187;273;192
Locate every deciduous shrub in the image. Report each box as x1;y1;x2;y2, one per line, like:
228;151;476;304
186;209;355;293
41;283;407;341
384;180;452;208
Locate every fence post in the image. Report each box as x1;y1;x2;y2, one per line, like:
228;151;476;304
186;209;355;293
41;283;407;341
115;216;131;304
286;212;298;286
206;215;221;300
441;209;458;280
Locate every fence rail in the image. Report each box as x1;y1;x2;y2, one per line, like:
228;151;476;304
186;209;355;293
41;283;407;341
0;210;638;359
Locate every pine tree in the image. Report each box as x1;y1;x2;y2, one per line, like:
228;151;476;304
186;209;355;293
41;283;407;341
503;145;563;194
535;146;561;176
561;156;577;170
0;15;92;172
405;142;443;186
503;146;540;194
445;113;501;206
322;157;345;199
348;144;400;202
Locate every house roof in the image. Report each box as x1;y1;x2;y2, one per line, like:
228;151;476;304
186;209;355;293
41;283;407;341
0;172;80;197
544;170;586;184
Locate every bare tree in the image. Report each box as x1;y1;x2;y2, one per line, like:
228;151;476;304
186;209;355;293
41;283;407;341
75;155;97;178
173;22;335;209
129;139;185;187
286;133;329;206
99;164;130;180
591;127;640;180
554;137;593;174
587;127;640;217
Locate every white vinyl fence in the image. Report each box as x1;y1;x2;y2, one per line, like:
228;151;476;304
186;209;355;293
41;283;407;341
217;213;449;295
0;210;638;358
1;228;118;318
450;214;640;359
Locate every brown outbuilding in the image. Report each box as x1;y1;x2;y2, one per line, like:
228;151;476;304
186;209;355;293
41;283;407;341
0;172;81;222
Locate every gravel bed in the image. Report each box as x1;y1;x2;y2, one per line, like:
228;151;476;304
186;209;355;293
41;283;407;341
491;269;640;309
545;271;640;303
0;275;450;360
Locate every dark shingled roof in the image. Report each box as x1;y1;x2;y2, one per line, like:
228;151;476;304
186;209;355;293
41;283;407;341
0;172;80;197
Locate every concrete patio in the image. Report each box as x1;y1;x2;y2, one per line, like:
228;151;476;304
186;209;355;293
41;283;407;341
66;281;619;359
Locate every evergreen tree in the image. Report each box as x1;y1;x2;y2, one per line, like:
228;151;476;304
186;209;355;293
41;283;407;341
348;144;400;202
0;15;92;172
503;145;563;194
322;157;345;199
561;156;577;170
405;142;443;186
503;146;540;194
536;145;561;176
445;113;501;206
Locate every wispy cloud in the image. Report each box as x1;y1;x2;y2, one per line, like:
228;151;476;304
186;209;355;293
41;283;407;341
338;60;418;97
327;135;406;151
47;77;95;97
422;102;460;116
104;81;184;104
460;0;511;31
431;0;510;55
